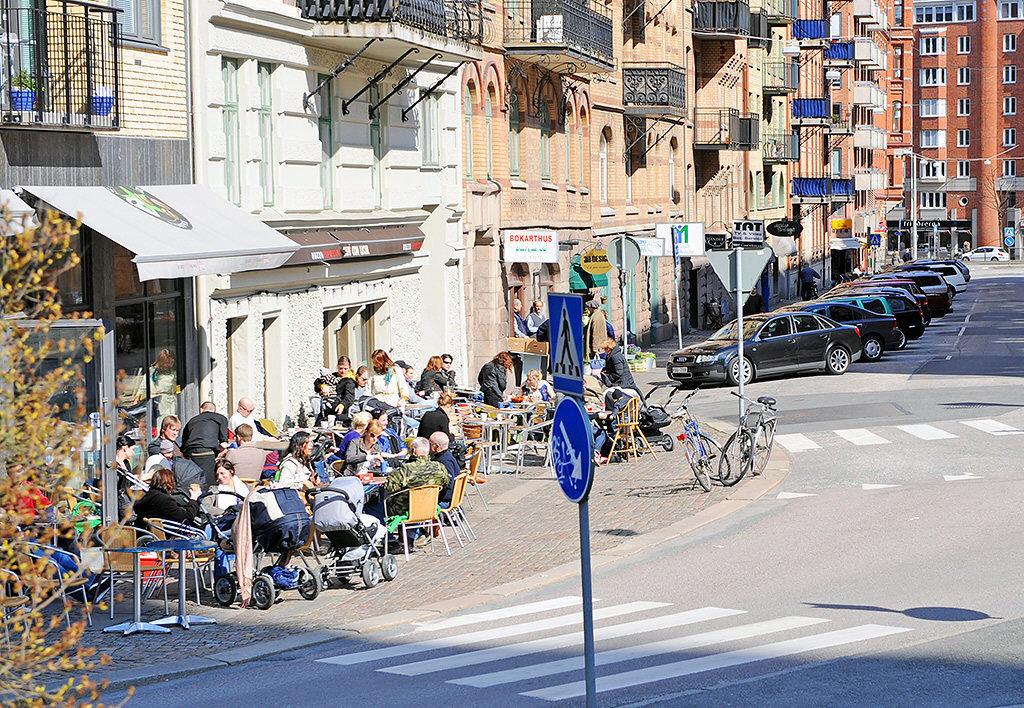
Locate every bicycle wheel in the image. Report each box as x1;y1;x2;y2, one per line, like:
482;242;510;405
751;420;776;476
682;433;713;492
719;428;753;487
691;434;721;492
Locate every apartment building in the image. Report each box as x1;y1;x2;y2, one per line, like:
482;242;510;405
888;0;1022;252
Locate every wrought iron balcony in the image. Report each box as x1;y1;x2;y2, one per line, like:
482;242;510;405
792;177;854;202
504;0;614;73
1;0;121;130
298;0;484;62
763;60;798;94
762;131;799;162
826;105;854;134
622;63;686;117
764;0;797;24
693;0;750;37
736;113;759;150
693;109;757;150
824;41;854;66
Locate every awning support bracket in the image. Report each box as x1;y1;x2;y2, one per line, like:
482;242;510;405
624;115;682;160
369;52;443;119
401;61;464;122
302;38;381;112
623;0;674;31
342;47;420;116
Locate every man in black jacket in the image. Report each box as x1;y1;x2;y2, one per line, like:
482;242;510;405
428;432;461;504
181;402;229;486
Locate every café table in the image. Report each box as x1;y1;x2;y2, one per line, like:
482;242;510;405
146;538;218;630
102;546;171;636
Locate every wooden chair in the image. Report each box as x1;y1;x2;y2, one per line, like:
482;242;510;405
384;484;450;561
439;473;476;547
98;525;166;618
607;396;656;462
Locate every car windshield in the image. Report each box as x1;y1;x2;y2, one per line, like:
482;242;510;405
914;275;943;286
709;319;764;341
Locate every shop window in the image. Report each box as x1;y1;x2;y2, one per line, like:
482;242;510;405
262;315;284;423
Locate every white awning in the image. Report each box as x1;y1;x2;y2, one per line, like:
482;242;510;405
1;188;37;234
18;185;298;281
769;236;798;258
830;237;864;251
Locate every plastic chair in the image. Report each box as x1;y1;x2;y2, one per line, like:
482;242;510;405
607;396;656;462
507;404;553;473
384;484;450;561
439;474;476;547
98;525;166;618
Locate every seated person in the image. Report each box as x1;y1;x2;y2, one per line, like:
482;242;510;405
274;431;321;491
428;432;461;504
224;424;269;483
382;437;450;520
133;468;202;531
521;369;555;403
344;421;387;476
214;459;250;509
313;380;345;427
372;407;407;474
333;411;372;466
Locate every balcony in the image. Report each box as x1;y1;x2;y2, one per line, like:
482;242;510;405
763;60;798;94
854;37;887;70
853;80;887;111
827;105;854;134
854;125;887;150
792;98;830;126
761;131;799;162
694;108;758;149
622;63;686;117
299;0;484;62
504;0;614;73
693;0;751;37
793;19;828;44
763;0;797;24
824;41;854;66
853;0;888;31
736;113;759;149
855;169;886;191
0;0;121;130
747;10;770;48
792;177;854;202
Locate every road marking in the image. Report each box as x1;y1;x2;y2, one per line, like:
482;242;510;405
411;596;582;632
385;607;745;676
777;492;817;499
834;429;891;446
454;616;828;689
896;424;958;441
521;624;912;701
961;419;1024;436
774;434;820;452
944;473;982;482
862;483;900;490
315;601;669;666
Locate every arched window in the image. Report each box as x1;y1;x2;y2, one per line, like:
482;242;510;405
599;129;609;203
508;90;521;178
578;108;587;186
564;106;573;185
463;82;475;179
540;102;552;181
668;138;677;202
485;88;494;179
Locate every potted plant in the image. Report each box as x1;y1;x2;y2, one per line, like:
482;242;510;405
10;71;36;112
91;85;114;117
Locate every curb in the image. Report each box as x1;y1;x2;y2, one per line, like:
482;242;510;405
97;445;791;694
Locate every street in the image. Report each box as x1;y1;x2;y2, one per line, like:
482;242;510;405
110;263;1024;706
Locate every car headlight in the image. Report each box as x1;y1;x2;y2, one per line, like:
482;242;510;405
694;355;717;364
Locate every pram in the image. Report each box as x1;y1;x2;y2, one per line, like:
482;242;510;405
311;477;398;588
201;487;321;610
602;386;675;453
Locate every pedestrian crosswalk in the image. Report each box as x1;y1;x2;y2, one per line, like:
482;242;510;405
775;418;1023;453
314;598;911;701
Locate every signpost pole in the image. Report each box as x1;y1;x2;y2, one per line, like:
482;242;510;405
578;499;597;707
734;246;744;422
674;253;684;349
620;232;628;348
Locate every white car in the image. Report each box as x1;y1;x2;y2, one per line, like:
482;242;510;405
962;246;1010;262
901;263;967;293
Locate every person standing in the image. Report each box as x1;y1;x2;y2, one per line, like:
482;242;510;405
599;339;638;393
585;299;608;360
477;352;513;408
181;401;229;487
743;289;764;317
511;298;529;338
525;299;546;336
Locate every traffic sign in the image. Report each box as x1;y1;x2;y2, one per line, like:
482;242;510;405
706;248;773;304
1004;227;1016;248
608;236;641;271
657;222;705;257
580;248;611;275
547;292;584;398
868;233;882;247
732;220;766;249
551;397;595;504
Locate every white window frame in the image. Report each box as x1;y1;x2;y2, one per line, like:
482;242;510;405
956;2;975;21
1005;96;1018;115
1004;65;1018;83
957;97;971;115
957;128;971;147
999;0;1022;19
1005;33;1018;52
920;129;946;148
920;191;947;209
957;66;971;85
1003;159;1017;177
419;91;440;167
920;98;946;117
958;35;971;53
957;160;970;178
920;36;946;55
1004;127;1018;146
921;159;946;179
920;68;946;86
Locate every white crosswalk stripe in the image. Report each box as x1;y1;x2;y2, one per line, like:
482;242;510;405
961;419;1024;436
834;428;891;446
775;433;820;452
773;417;1024;454
896;424;958;441
411;596;582;632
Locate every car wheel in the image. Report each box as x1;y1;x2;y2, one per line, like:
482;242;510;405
727;356;755;386
861;335;884;362
922;314;932;327
991;256;998;261
893;328;907;350
826;346;851;375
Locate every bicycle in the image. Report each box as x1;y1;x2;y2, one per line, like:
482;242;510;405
664;386;729;493
719;391;778;486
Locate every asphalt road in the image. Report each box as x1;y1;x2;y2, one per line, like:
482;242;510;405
114;264;1024;706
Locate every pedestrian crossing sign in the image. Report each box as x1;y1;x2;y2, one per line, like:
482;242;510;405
547;293;584;397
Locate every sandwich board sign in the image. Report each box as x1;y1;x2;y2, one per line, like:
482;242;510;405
547;292;584;397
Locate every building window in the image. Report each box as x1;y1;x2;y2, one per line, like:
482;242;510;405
112;0;160;44
920;68;946;86
625;149;633;204
369;84;386;209
920;130;946;148
920;36;945;55
1005;127;1018;146
957;160;970;178
599;130;609;203
957;128;971;147
1004;160;1017;177
484;91;494;180
317;73;334;209
564;108;573;185
256;62;275;207
578;112;586;186
323;304;380;376
916;2;974;21
894;46;904;78
221;58;241;206
999;0;1021;18
920;98;946;117
892;101;903;131
958;35;971;53
831;147;843;174
957;98;971;115
1004;65;1018;83
508;92;521;178
957;66;971;85
1006;96;1018;115
668;139;677;201
920;191;947;209
463;85;474;179
1005;33;1018;51
957;2;975;20
419;91;440;167
540;103;552;182
921;159;946;179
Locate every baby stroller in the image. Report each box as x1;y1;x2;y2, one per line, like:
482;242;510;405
639;386;676;452
311;477;398;588
203;487;321;611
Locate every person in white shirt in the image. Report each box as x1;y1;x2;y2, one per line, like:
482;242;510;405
214;459;251;509
228;397;270;441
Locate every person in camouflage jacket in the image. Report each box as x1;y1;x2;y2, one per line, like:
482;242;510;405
384;438;450;519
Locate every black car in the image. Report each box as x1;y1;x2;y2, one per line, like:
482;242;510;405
778;301;903;361
667;312;863;386
830;287;929;337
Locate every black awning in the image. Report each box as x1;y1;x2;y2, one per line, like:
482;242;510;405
283;223;424;265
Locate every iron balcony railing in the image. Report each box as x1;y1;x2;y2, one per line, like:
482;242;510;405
694;108;757;150
299;0;484;44
693;0;750;35
763;60;798;93
761;130;799;161
747;11;770;47
736;113;759;149
827;104;854;133
504;0;613;69
622;63;686;115
1;0;121;130
764;0;797;23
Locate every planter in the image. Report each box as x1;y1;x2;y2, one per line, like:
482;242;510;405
628;357;656;372
91;94;114;116
11;88;35;111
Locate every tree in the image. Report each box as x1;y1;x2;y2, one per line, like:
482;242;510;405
0;211;121;704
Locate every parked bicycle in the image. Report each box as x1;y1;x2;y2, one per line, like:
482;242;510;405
664;386;729;493
719;392;778;486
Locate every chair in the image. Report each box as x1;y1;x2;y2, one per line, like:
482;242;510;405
384;484;450;561
330;460;346;477
439;474;476;547
147;519;212;603
463;447;489;510
98;525;166;618
507;404;553;473
607;396;656;462
0;568;29;646
16;542;93;629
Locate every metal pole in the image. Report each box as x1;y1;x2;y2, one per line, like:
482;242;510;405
578;500;597;708
911;153;918;259
735;247;744;423
674;254;684;349
620;232;628;348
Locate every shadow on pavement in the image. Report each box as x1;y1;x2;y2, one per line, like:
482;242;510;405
803;602;999;622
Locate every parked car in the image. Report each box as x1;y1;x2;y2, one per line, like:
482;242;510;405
823;292;925;341
778;301;903;361
897;262;967;294
828;281;933;324
865;273;952;316
667;312;862;386
914;258;971;282
962;246;1010;262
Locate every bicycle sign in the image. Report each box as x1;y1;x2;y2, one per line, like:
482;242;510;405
550;397;595;504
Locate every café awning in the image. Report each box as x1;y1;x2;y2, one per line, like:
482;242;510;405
18;184;298;281
282;223;425;265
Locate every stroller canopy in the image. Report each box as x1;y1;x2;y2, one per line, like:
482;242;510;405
249;487;311;553
312;477;365;532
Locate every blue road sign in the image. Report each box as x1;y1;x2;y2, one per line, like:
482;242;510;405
1004;228;1016;248
868;233;882;247
547;292;585;397
551;397;595;504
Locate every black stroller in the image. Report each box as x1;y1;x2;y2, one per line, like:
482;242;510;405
602;386;676;452
311;477;398;589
